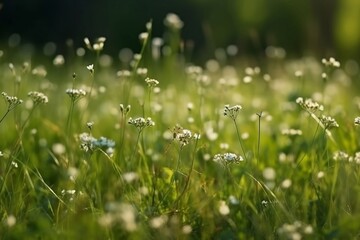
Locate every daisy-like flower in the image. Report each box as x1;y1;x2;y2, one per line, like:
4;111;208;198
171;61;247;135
128;117;155;132
213;152;244;165
28;91;48;104
224;104;242;121
319;115;339;129
296;97;324;113
66;88;86;102
354;117;360;126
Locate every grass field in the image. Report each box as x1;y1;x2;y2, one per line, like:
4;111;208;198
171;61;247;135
1;18;360;239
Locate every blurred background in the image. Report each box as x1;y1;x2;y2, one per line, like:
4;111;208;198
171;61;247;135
1;0;360;60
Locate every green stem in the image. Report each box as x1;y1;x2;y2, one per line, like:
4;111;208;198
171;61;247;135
233;119;247;161
174;138;199;206
0;109;10;124
66;101;75;137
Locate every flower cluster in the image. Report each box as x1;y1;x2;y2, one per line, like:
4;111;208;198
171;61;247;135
172;125;200;147
296;97;324;113
66;88;87;102
277;221;313;240
28;91;48;104
213;153;244;165
319;115;339;129
355;117;360;126
128;117;155;131
333;151;360;164
145;78;159;88
1;92;23;109
79;132;115;155
321;57;340;68
117;70;131;78
333;151;349;161
243;66;261;83
84;37;106;51
281;128;303;136
32;65;47;77
224;104;242;120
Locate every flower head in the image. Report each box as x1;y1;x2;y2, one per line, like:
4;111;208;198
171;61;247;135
145;78;159;88
322;57;340;68
319;115;339;129
171;125;199;146
128;117;155;132
224;104;242;120
79;132;115;155
84;37;106;51
354;117;360;126
87;64;94;74
164;13;184;29
2;92;23;109
296;97;324;113
28;91;48;104
213;152;244;165
66;88;86;102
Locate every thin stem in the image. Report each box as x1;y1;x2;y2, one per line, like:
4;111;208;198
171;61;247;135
66;101;75;137
0;109;10;124
130;131;142;162
125;20;152;106
11;106;37;155
117;113;127;158
158;145;183;207
174;138;199;206
233;119;247;161
256;111;262;163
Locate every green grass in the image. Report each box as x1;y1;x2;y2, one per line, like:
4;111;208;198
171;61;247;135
1;20;360;239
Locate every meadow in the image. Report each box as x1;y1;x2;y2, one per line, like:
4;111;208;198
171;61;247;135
1;16;360;239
